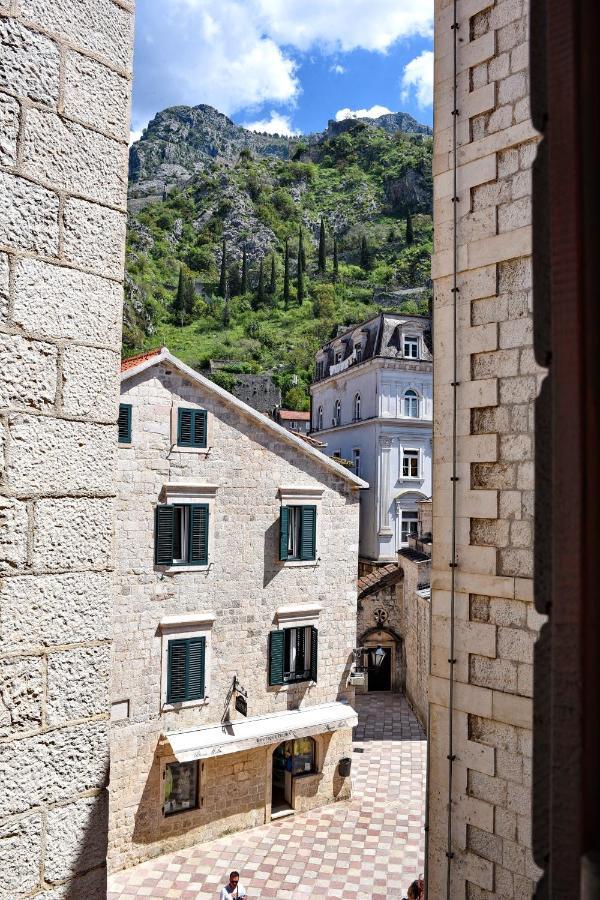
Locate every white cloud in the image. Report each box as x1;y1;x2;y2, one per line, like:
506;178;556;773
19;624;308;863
330;64;346;75
400;50;434;108
335;105;393;122
255;0;433;52
242;111;300;136
129;128;144;146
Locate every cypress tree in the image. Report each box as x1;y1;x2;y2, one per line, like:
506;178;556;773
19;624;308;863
183;272;196;320
283;238;291;306
297;245;305;304
241;246;248;295
318;217;326;274
269;254;276;295
333;236;339;282
218;238;227;297
360;234;371;271
299;226;306;270
229;261;241;297
257;258;266;306
222;296;231;328
173;267;186;326
406;211;414;245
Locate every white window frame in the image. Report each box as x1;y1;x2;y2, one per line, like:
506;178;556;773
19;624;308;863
404;389;420;418
333;399;341;426
353;393;361;421
400;510;419;546
353;448;361;478
403;336;419;359
159;483;218;573
402;448;421;480
159;612;215;711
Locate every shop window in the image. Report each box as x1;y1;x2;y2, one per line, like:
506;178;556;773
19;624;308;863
163;760;199;816
274;738;317;776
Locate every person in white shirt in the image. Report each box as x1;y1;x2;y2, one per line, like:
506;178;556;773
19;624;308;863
219;871;247;899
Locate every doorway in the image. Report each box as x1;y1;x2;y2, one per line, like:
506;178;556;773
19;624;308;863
368;646;392;691
271;742;293;817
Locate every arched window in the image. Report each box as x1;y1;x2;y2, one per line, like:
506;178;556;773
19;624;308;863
316;406;323;431
404;389;419;418
334;399;341;426
353;393;361;421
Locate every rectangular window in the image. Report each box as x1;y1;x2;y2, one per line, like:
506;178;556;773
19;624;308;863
403;336;419;359
401;510;419;545
279;505;316;561
167;636;206;703
402;449;420;478
177;408;208;448
355;345;362;363
353;448;361;478
269;627;318;685
118;403;132;443
335;350;343;364
163;761;199;816
155;503;209;567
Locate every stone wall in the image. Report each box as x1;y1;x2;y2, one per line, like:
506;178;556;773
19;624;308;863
429;0;543;896
0;1;133;894
110;363;360;871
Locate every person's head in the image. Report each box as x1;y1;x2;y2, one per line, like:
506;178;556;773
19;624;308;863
407;881;420;899
229;871;240;887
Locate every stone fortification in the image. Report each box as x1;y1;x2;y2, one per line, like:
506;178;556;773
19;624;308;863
0;1;133;895
429;0;543;896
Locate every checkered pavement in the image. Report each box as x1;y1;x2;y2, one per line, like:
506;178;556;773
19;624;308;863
108;693;426;899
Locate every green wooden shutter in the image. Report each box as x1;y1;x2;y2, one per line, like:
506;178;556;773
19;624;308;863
177;408;193;446
186;636;206;700
193;410;208;448
269;630;285;685
279;506;290;560
118;403;132;443
300;505;317;560
167;639;188;703
155;505;174;566
310;627;318;682
189;504;209;565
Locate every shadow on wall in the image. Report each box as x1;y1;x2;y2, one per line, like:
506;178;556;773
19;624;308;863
263;517;281;588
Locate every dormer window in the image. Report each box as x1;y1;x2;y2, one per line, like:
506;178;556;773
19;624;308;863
404;390;420;418
355;344;363;363
335;350;343;364
404;336;419;359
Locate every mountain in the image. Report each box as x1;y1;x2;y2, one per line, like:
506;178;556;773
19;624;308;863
129;104;432;209
124;105;433;409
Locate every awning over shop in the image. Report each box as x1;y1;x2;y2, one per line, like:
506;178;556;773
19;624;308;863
165;702;358;763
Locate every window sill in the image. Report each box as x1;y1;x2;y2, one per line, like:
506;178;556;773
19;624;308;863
171;445;209;454
399;476;424;482
162;564;210;574
162;697;209;712
282;559;319;568
269;681;316;692
118;442;133;448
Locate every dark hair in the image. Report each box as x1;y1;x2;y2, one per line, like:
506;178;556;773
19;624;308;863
230;871;240;878
407;882;420;900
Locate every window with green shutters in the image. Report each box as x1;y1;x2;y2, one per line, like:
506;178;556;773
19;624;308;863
155;503;209;567
269;626;318;685
118;403;132;443
177;408;208;448
167;636;206;703
279;505;317;561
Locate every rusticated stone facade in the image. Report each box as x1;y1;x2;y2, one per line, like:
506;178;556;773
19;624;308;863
110;352;363;872
0;1;133;895
429;0;543;896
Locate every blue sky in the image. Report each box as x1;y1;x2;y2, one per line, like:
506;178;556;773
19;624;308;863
131;0;434;141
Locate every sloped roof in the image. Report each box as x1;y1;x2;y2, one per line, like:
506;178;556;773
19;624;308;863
357;563;404;600
121;347;163;372
278;409;310;421
121;347;368;490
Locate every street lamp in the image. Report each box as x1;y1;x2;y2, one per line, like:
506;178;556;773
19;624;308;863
371;645;386;669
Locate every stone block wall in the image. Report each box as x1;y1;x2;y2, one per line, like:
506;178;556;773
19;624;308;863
110;364;360;870
0;1;133;895
429;1;543;896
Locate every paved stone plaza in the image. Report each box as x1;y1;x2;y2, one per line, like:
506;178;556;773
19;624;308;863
108;693;426;899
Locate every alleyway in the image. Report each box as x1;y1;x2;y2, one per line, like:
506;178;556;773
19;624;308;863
108;694;426;899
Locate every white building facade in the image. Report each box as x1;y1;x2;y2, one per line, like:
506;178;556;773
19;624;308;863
311;314;433;564
110;348;366;872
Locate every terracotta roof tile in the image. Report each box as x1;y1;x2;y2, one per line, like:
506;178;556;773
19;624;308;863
121;347;163;373
289;429;326;449
357;563;404;599
278;409;311;421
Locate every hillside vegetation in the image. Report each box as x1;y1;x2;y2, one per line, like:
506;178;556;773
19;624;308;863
125;107;433;409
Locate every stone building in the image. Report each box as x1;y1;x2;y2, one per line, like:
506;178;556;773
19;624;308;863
311;313;433;565
109;347;366;872
0;0;133;896
428;0;543;896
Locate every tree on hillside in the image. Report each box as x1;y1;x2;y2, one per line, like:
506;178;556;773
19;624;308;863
318;217;327;274
333;236;339;282
298;226;306;270
405;211;414;245
283;238;291;306
172;267;196;326
269;254;277;295
222;294;231;328
218;238;227;297
297;244;305;304
256;258;266;307
388;227;396;243
360;234;371;271
229;261;241;297
241;246;248;295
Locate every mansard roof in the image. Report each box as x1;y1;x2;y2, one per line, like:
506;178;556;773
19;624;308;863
120;347;367;490
316;312;433;369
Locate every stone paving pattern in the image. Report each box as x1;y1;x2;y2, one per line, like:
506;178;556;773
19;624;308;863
108;693;426;899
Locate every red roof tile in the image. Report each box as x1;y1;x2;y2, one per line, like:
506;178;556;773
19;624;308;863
121;347;163;373
357;563;404;599
278;409;310;421
289;429;326;449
